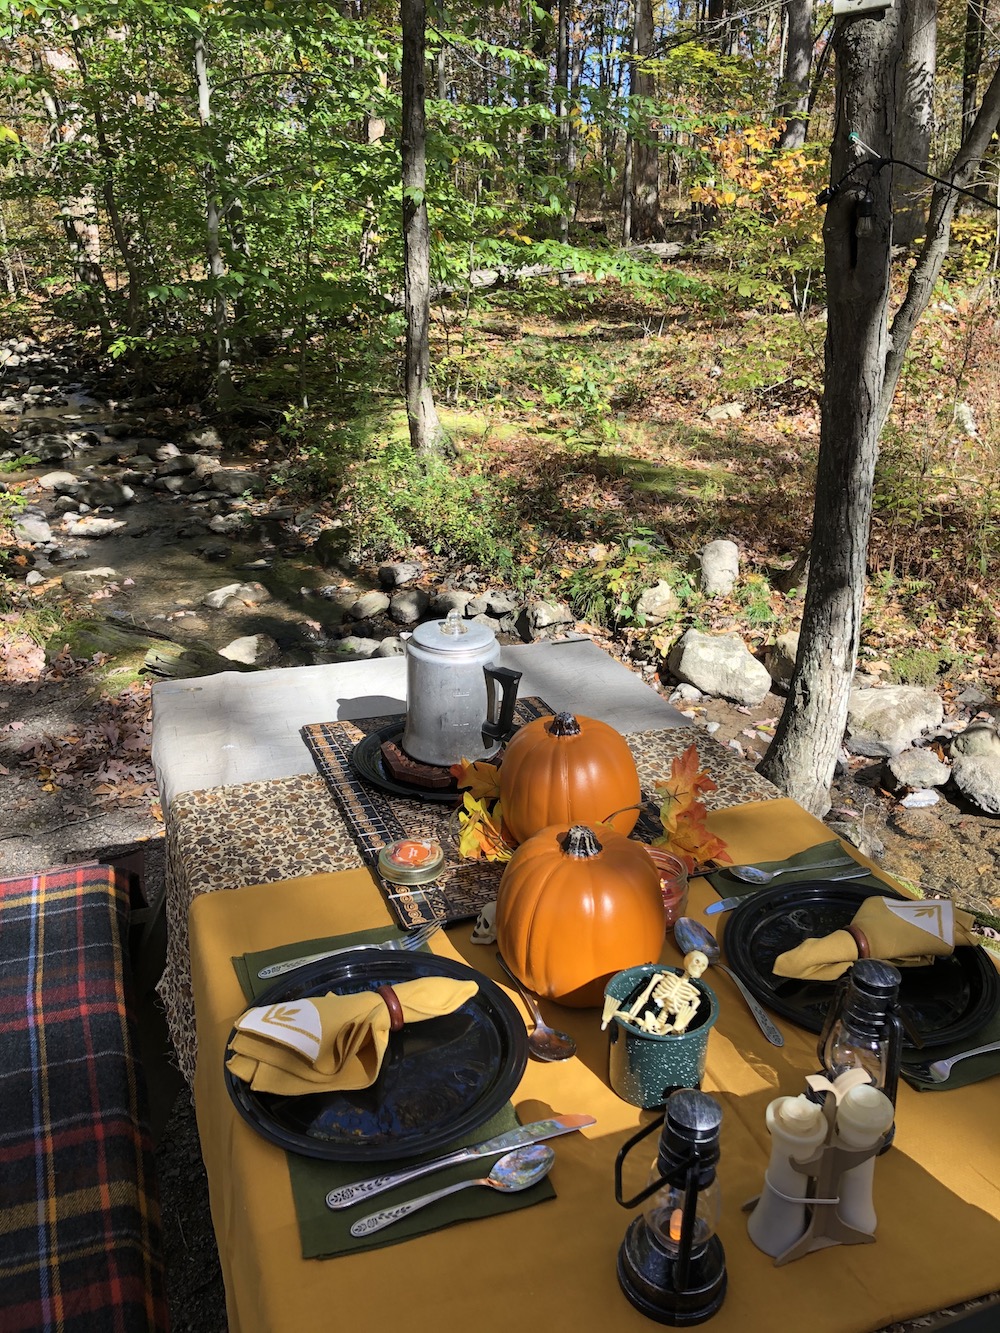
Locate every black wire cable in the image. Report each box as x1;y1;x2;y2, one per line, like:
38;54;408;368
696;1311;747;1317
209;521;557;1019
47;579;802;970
817;146;1000;211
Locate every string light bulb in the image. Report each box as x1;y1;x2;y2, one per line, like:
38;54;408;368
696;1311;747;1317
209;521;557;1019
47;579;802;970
855;188;876;238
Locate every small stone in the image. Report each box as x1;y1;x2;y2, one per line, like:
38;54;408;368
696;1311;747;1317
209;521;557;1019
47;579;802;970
900;789;940;809
349;590;390;620
389;588;430;624
700;539;740;597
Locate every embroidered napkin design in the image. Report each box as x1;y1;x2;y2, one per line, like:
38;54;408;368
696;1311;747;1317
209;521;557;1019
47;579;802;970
227;977;478;1095
773;897;979;982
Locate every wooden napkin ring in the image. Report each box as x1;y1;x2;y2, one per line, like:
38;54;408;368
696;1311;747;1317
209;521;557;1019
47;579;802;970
845;924;871;959
376;984;405;1031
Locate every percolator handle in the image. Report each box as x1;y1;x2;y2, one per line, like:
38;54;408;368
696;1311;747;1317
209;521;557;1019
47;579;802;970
482;666;521;744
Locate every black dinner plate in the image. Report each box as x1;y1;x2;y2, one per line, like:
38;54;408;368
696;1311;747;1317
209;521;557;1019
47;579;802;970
722;881;999;1051
224;951;528;1160
350;722;462;804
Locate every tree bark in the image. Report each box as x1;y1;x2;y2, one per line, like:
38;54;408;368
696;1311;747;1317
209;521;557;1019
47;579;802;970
401;0;444;455
759;9;901;816
892;0;937;247
626;0;663;243
962;0;987;139
777;0;813;149
193;31;234;410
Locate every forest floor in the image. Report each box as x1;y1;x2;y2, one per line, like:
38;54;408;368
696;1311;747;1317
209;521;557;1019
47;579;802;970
3;283;1000;1329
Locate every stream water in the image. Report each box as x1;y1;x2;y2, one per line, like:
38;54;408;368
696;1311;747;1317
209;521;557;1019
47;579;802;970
2;369;372;664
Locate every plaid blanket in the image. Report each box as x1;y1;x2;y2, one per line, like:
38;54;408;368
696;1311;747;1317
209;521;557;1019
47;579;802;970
0;865;169;1333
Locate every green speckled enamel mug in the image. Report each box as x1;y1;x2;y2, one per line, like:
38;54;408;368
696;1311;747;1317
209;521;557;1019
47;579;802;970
605;964;719;1109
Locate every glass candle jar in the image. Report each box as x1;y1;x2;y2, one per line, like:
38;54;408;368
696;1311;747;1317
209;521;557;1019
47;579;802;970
645;849;690;929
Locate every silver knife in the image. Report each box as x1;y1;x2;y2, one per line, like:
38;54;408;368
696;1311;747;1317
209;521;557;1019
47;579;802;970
325;1112;596;1210
258;944;374;979
705;865;871;914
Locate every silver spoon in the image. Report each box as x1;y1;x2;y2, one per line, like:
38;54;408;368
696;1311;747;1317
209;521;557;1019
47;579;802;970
495;954;577;1061
349;1144;555;1236
674;917;784;1047
725;856;858;884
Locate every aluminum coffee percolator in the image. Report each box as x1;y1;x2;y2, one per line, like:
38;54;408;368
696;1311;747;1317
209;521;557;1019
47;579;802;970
401;610;521;767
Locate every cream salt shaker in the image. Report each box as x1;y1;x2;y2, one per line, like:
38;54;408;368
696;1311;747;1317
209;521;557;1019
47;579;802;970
834;1084;894;1235
746;1094;828;1257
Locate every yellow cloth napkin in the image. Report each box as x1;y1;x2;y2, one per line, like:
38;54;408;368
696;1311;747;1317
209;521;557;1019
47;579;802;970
226;977;478;1095
773;896;979;981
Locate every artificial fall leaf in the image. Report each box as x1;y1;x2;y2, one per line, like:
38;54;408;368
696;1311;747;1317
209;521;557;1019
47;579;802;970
450;757;502;802
456;791;513;862
653;744;730;873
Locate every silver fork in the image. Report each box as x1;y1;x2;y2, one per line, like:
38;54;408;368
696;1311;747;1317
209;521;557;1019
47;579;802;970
908;1039;1000;1083
257;921;441;980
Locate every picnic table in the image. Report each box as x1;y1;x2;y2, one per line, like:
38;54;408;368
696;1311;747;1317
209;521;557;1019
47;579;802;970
150;642;1000;1333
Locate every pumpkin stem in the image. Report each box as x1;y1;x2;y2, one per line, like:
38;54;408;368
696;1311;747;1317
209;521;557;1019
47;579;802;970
548;711;582;737
564;825;603;858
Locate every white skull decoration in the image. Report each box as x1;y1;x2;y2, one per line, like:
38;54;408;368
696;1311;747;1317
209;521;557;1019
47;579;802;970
470;901;497;945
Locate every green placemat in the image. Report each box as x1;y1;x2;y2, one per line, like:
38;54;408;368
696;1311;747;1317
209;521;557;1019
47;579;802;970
705;839;883;903
231;931;555;1257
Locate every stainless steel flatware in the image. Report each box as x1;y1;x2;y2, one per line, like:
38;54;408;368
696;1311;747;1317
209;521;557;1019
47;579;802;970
325;1111;595;1210
674;916;784;1046
349;1144;555;1236
907;1040;1000;1083
495;953;577;1061
257;921;440;980
725;856;858;885
705;868;871;915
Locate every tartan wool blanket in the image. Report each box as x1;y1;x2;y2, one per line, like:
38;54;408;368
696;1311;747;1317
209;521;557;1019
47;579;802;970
0;865;169;1333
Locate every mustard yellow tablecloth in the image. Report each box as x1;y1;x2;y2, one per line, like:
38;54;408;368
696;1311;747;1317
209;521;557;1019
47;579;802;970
190;799;1000;1333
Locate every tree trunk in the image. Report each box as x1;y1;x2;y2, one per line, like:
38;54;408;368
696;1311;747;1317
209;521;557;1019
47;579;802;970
760;19;1000;817
193;31;234;410
626;0;663;243
401;0;444;455
759;9;901;816
962;0;988;138
777;0;813;149
0;204;18;297
893;0;937;247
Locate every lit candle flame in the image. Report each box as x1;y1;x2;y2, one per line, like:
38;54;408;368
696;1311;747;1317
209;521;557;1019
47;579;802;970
669;1208;684;1243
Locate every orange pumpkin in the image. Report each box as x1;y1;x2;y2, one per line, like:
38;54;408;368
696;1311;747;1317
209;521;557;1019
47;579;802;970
495;822;665;1007
499;711;641;845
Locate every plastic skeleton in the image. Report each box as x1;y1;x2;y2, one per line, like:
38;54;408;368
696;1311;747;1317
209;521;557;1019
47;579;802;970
601;952;710;1035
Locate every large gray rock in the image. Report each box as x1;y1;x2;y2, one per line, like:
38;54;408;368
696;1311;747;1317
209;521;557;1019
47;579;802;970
31;433;73;462
333;635;382;659
185;426;224;452
208;512;249;535
218;633;280;666
378;561;424;588
14;514;53;545
951;753;1000;814
667;629;772;705
517;599;574;641
207;467;263;496
430;589;471;617
700;539;740;596
635;579;679;624
202;581;271;610
62;516;127;537
349;590;390;620
884;747;951;792
38;471;80;492
389;588;430;623
62;567;119;595
764;631;800;689
77;479;135;508
951;723;1000;759
846;686;945;758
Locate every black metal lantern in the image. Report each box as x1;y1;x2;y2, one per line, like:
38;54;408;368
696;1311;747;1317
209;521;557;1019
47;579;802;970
817;959;904;1112
615;1089;726;1326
